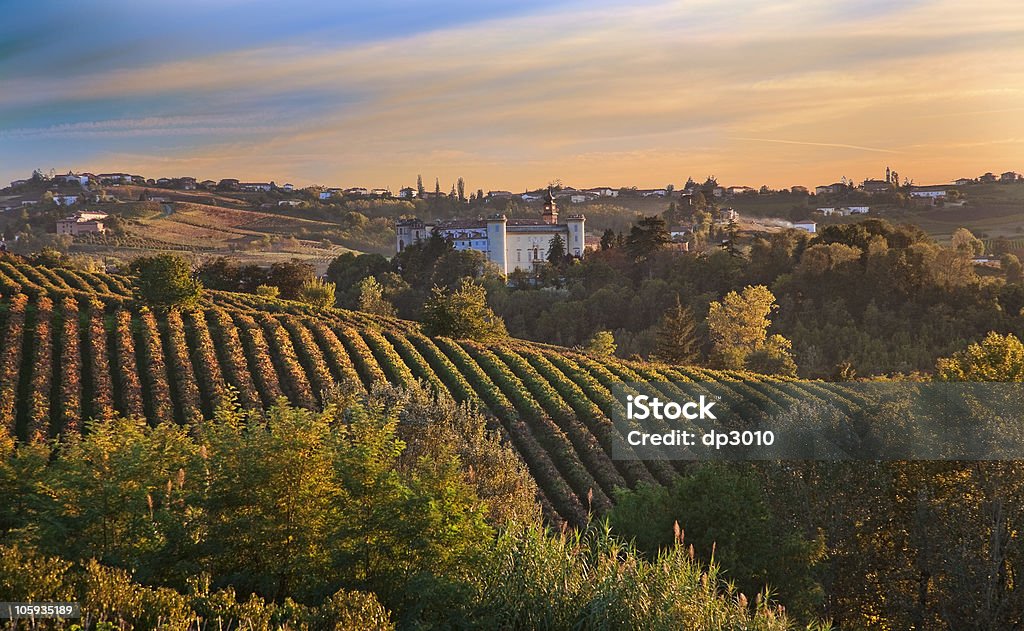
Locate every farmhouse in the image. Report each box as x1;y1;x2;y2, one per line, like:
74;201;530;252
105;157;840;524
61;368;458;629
240;182;272;192
726;186;754;196
861;179;890;193
815;183;846;195
909;186;948;199
793;220;816;234
57;172;90;186
396;188;585;275
52;194;79;206
56;211;108;236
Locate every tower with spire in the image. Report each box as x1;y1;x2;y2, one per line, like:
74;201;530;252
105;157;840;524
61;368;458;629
542;186;558;224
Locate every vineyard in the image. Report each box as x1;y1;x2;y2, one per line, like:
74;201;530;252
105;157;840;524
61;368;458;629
0;258;860;526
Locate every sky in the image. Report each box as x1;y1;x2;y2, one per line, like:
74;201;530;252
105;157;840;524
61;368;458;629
1;0;1023;192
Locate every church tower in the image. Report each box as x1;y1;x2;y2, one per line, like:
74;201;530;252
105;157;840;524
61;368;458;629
542;187;558;224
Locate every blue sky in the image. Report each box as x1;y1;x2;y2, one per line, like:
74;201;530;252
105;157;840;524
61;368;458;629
2;0;1022;191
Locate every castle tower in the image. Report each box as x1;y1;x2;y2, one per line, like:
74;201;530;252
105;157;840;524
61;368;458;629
486;214;508;274
565;214;585;257
542;187;558;224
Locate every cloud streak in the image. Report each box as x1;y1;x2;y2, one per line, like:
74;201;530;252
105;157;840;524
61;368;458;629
1;0;1022;189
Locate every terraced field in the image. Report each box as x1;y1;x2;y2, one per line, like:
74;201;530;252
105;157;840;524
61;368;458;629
0;258;860;526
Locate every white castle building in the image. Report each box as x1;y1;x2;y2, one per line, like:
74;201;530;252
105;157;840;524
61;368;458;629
395;189;585;274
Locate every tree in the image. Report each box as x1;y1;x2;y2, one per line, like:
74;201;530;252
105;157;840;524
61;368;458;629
422;278;508;341
707;285;780;370
584;330;616;358
130;254;202;308
654;299;701;365
356;277;396;317
456;177;466;202
1003;253;1023;284
937;332;1024;381
417;174;425;198
745;334;798;377
267;261;316;300
951;227;984;256
296;277;336;309
600;228;616;251
625;215;671;261
546;234;566;265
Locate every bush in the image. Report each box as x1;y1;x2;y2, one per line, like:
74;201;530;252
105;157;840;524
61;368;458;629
297;277;336;309
255;284;280;299
129;254;202;308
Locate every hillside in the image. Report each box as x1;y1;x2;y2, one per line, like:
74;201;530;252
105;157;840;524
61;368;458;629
0;257;860;526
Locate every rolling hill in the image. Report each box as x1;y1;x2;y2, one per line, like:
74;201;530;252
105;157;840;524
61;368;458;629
0;257;860;526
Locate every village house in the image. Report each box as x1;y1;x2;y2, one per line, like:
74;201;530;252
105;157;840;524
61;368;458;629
861;179;890;193
726;186;754;196
955;177;975;186
909;186;949;200
790;185;809;194
240;182;272;192
1001;172;1020;183
793;220;816;234
56;211;108;236
57;172;90;186
52;194;79;206
585;187;619;198
815;183;846;195
397;187;416;199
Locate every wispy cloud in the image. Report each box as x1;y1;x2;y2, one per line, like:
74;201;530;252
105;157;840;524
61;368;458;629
733;138;900;154
1;0;1022;189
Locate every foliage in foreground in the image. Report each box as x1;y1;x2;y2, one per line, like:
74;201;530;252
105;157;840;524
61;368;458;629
0;390;810;630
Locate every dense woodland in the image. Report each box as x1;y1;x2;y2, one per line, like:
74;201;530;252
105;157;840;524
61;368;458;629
323;216;1024;379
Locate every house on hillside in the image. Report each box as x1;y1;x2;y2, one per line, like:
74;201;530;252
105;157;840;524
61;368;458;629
57;172;90;186
282;183;294;192
52;194;79;206
240;182;272;192
56;211;108;236
585;187;619;198
793;220;816;233
980;172;998;183
861;179;890;193
790;185;809;194
178;177;197;190
955;177;975;186
1001;172;1020;183
726;186;754;196
815;183;846;195
397;187;416;199
909;186;948;199
487;191;515;200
